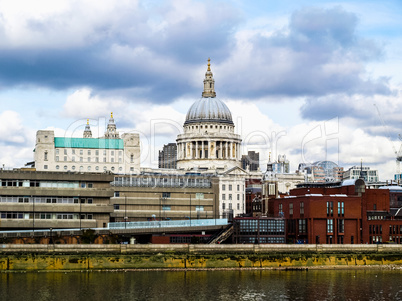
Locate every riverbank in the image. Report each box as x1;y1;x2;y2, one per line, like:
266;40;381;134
1;244;402;271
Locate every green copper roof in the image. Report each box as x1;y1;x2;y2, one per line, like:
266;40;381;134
54;137;124;149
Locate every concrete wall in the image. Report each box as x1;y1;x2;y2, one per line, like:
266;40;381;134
1;244;402;271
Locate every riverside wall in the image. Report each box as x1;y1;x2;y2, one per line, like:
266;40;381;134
1;244;402;271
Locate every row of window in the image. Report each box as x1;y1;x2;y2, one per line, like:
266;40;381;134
222;194;243;201
369;225;383;234
54;165;127;172
0;180;88;188
0;212;93;219
327;219;345;233
238;237;285;244
56;149;123;156
238;219;285;235
113;204;204;211
0;196;93;204
113;177;212;188
327;201;345;216
222;203;242;210
187;124;233;130
222;184;244;191
56;156;125;163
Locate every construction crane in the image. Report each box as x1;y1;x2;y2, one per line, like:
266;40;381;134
374;104;402;175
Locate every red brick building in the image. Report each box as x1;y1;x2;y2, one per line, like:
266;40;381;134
271;179;402;244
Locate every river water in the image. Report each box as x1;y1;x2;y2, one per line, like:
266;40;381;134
1;269;402;301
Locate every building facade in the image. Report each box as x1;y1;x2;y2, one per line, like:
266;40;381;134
111;173;219;222
241;151;260;171
343;165;379;183
298;161;343;183
34;114;141;174
158;143;177;169
0;169;114;230
271;180;402;244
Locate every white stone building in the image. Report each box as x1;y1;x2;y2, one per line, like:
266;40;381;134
34;114;140;174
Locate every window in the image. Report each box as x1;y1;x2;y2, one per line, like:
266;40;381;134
289;203;293;216
81;183;86;188
222;184;226;191
44;151;48;161
56;165;60;170
87;198;93;204
88;150;91;155
327;201;333;216
162;192;171;198
80;150;83;155
229;185;232;191
56;149;59;155
114;204;120;210
279;203;283;214
56;156;59;162
87;214;93;219
222;203;226;210
338;202;344;215
195;206;204;211
327;219;333;233
88;183;93;188
88;157;91;162
64;156;67;161
229;203;232;210
44;165;48;170
114;192;120;197
338;219;344;233
72;156;75;162
72;149;75;154
80;157;83;162
299;219;306;233
222;194;226;200
130;154;134;163
111;151;114;156
237;194;240;201
300;202;304;215
162;205;171;211
237;185;240;191
229;194;232;200
237;203;240;210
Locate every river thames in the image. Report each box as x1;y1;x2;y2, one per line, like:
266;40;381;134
1;269;402;300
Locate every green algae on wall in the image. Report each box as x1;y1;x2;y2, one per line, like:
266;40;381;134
1;252;402;271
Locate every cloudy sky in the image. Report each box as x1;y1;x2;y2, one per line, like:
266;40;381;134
1;0;402;180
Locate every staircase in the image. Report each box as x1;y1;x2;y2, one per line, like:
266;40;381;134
208;225;234;244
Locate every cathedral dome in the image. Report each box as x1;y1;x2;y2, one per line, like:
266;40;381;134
184;59;233;126
184;97;233;125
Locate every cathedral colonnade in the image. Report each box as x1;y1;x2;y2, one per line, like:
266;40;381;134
177;140;241;160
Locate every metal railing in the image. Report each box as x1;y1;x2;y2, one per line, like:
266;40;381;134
108;218;228;229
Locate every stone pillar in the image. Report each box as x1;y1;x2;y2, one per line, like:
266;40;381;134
208;141;216;159
219;141;222;159
195;141;198;159
201;141;205;159
226;142;229;159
